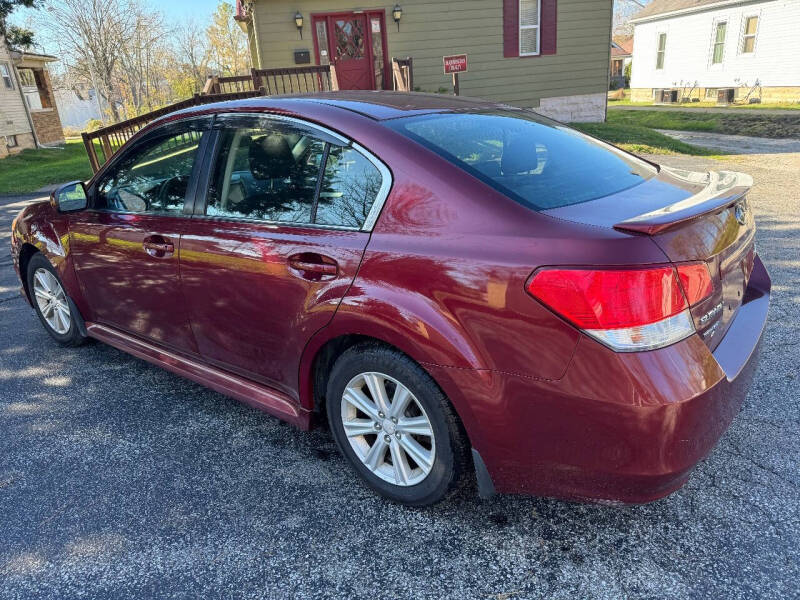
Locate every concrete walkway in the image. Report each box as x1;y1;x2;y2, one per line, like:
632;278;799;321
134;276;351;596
609;104;800;115
656;129;800;154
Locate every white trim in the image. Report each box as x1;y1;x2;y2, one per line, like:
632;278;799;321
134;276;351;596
630;0;762;24
709;19;728;67
518;0;541;57
655;31;667;70
739;12;760;55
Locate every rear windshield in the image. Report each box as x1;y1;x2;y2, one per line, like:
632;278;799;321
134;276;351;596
386;110;657;210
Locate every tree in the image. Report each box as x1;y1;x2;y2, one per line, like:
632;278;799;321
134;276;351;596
39;0;136;122
173;19;210;95
206;1;250;76
613;0;650;37
0;0;41;47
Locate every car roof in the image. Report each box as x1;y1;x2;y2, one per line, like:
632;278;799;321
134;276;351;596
288;91;509;120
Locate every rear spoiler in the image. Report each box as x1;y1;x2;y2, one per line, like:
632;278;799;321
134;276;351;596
614;169;753;235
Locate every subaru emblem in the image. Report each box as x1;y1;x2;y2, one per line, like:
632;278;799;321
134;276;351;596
734;201;747;225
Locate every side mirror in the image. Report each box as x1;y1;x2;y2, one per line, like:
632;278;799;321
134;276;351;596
52;181;88;213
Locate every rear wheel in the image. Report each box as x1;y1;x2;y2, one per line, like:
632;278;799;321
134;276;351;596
326;344;468;506
27;253;86;346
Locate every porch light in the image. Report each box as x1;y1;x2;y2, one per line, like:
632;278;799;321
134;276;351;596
392;4;402;31
294;11;304;38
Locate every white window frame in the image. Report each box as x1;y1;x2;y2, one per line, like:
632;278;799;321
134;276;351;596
518;0;541;57
0;62;14;90
710;20;728;66
655;31;667;70
740;14;759;55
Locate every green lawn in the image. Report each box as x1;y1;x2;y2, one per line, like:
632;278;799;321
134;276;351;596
603;108;800;138
573;118;717;156
0;139;93;195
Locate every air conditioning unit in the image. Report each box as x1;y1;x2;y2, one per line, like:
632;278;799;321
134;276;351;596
717;88;735;105
655;89;679;104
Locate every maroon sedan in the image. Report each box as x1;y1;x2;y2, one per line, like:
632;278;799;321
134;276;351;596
11;93;769;506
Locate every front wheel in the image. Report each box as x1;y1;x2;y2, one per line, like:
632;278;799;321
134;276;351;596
326;344;469;506
26;253;86;346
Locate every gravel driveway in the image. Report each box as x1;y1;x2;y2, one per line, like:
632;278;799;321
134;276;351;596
1;152;798;599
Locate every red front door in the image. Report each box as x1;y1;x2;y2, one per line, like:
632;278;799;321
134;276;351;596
313;12;389;91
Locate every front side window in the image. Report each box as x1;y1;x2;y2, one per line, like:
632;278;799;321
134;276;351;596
207;117;384;229
0;63;14;89
519;0;541;56
656;33;667;69
386;110;657;211
96;127;205;214
712;22;727;64
741;16;758;53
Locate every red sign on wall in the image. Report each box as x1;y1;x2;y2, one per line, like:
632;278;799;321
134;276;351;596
443;54;468;74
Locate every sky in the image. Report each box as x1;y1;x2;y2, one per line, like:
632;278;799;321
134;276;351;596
9;0;235;55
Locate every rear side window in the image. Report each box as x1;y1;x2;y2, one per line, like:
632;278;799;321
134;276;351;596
386;110;657;211
206;116;384;228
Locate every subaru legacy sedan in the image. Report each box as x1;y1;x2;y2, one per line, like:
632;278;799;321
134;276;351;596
11;92;770;506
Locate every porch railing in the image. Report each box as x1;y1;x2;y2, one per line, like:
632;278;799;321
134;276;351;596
82;60;413;173
392;57;414;92
81;89;262;173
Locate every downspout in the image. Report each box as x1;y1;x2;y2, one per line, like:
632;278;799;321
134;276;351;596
11;52;41;148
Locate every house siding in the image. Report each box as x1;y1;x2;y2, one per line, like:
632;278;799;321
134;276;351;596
249;0;612;121
630;0;800;101
0;40;35;154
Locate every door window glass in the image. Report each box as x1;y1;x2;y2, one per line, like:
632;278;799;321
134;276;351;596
96;129;204;214
315;145;382;228
206;124;326;224
370;17;385;89
334;18;366;60
316;20;330;65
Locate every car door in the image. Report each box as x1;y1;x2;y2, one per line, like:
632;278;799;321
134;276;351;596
70;117;211;353
179;113;389;399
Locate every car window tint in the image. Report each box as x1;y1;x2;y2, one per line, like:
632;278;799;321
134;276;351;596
315;145;382;228
96;130;204;214
386;111;657;211
207;126;326;224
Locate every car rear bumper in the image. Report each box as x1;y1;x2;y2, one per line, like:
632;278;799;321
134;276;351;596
428;255;770;504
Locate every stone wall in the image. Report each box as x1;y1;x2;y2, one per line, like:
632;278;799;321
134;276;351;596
533;92;607;123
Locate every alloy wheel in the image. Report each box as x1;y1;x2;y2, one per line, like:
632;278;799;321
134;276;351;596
341;371;436;486
32;268;71;335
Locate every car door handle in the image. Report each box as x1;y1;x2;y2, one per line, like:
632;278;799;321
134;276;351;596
288;253;338;278
143;236;175;258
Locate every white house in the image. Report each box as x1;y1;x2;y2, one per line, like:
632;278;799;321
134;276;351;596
629;0;800;104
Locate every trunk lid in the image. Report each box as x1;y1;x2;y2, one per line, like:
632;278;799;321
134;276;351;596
542;167;756;350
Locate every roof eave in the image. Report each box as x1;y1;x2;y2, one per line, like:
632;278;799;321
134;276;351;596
631;0;754;25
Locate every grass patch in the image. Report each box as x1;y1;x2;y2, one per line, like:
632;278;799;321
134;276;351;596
606;108;800;138
0;139;93;195
572;121;718;156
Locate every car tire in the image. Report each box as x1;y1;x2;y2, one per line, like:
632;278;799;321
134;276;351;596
326;343;469;506
26;253;87;347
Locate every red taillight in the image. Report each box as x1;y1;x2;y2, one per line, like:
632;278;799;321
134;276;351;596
676;262;713;306
527;266;687;330
527;264;713;352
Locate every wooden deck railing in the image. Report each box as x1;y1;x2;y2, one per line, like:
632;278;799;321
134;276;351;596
82;61;413;173
392;57;414;92
81;89;262;173
252;65;338;95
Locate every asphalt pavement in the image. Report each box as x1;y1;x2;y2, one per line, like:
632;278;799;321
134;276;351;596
0;152;798;600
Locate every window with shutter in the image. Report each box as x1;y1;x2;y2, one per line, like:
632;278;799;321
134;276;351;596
519;0;541;56
504;0;557;58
